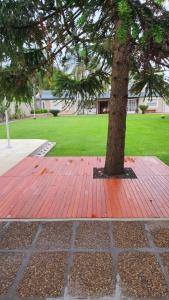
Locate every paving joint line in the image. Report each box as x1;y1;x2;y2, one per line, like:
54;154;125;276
1;246;169;255
2;218;169;221
63;221;79;299
108;221;119;299
0;221;11;241
145;223;169;289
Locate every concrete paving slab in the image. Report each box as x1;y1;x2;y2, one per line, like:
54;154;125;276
36;222;73;249
69;252;115;298
75;221;111;250
0;253;24;296
0;139;47;175
17;252;67;298
118;252;168;298
0;222;38;249
112;221;148;248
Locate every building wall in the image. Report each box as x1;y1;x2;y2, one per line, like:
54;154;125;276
9;102;31;117
164;103;169;113
139;97;167;113
41;99;78;115
96;97;169;114
44;101;51;111
39;97;169;115
50;100;63;111
60;102;77;115
20;103;32;116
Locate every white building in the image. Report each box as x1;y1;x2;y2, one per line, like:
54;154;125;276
35;90;169;115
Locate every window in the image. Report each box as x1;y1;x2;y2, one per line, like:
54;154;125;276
147;99;157;107
127;99;136;112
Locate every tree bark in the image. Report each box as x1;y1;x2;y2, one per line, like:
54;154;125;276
104;23;131;176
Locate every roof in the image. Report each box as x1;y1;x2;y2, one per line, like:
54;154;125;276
98;90;146;100
35;90;63;101
36;89;158;101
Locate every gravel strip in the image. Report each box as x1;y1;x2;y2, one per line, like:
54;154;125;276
75;221;110;249
17;252;67;298
160;253;169;274
0;253;23;296
150;227;169;248
68;252;115;297
0;222;7;232
36;222;73;249
112;221;148;248
0;222;38;249
118;252;169;298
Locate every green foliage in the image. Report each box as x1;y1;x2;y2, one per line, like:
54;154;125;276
22;50;47;72
1;0;169;108
42;74;52;89
0;102;6;121
152;25;163;44
154;0;165;4
52;69;110;108
131;68;169;101
30;109;48;114
12;107;23;119
0;67;32;106
50;109;60;117
117;25;128;42
117;0;131;42
118;0;130;17
131;23;140;39
139;105;149;114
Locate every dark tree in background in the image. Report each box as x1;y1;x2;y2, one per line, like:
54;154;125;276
1;0;169;175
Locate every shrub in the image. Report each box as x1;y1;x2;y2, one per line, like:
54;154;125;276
139;105;149;114
50;109;60;117
13;108;23;119
41;109;48;113
161;115;165;119
31;109;48;114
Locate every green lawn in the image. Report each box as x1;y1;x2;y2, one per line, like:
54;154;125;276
1;114;169;165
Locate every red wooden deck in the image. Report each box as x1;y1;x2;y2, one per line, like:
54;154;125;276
0;156;169;219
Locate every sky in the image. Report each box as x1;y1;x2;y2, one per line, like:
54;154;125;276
165;1;169;9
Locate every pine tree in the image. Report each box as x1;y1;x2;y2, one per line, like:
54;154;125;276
1;0;169;175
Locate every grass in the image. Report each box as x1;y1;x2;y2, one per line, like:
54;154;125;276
1;114;169;165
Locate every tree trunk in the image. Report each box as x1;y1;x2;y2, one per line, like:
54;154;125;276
104;24;131;176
